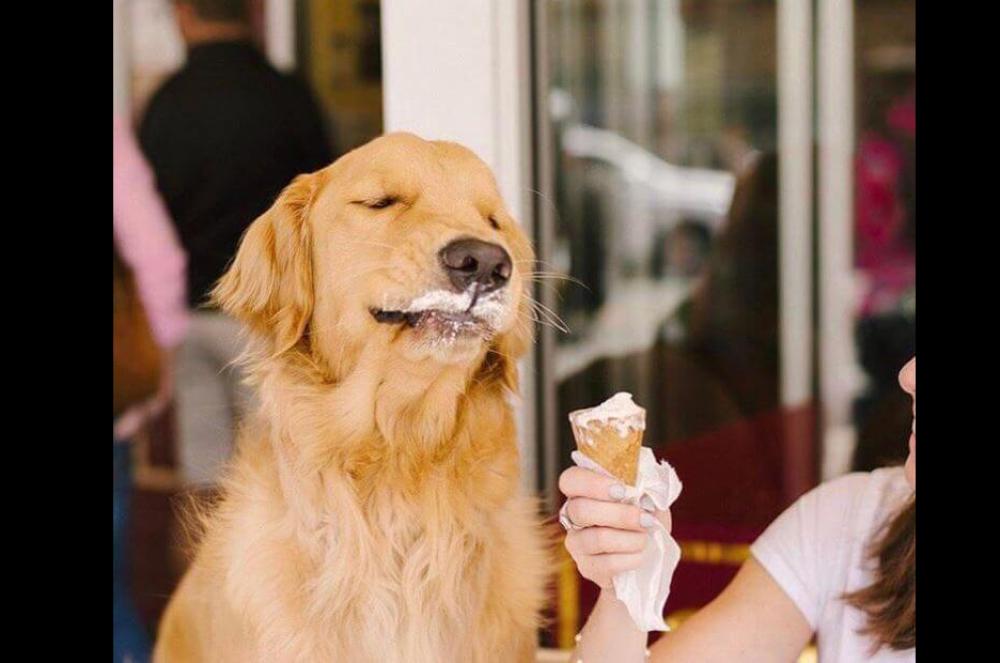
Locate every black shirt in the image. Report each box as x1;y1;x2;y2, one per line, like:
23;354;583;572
139;41;333;308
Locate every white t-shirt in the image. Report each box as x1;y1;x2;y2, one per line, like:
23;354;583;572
750;467;915;662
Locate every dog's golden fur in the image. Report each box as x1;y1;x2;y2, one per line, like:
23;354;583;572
153;133;552;662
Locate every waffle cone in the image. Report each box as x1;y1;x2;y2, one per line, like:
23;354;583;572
570;418;644;486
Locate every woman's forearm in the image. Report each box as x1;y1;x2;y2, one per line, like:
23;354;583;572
571;589;648;663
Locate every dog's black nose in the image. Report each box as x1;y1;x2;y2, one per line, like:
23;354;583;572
439;238;513;293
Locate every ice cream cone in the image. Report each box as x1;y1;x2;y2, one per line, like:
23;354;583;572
569;392;646;486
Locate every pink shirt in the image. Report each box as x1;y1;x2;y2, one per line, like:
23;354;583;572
113;114;189;348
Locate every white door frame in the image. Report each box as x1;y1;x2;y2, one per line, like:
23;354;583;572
264;0;296;72
777;0;814;417
777;0;817;499
818;0;861;480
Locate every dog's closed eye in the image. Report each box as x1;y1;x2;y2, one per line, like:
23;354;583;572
353;196;399;210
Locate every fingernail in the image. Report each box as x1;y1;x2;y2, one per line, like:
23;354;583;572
640;513;656;528
609;484;625;500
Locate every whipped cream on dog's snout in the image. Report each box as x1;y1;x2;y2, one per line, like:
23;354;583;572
402;287;508;329
403;289;475;313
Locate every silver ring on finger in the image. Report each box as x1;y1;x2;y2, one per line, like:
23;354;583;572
559;500;585;531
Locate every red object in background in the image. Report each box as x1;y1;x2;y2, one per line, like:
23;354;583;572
887;91;915;138
665;403;817;607
854;134;915;317
668;402;816;604
855;135;906;268
662;405;816;527
855;89;915;317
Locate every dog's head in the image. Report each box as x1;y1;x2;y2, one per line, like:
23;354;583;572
213;132;534;392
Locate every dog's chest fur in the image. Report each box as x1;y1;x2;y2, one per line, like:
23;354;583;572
209;437;547;663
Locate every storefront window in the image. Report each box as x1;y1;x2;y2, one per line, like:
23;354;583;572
534;0;915;648
536;0;795;644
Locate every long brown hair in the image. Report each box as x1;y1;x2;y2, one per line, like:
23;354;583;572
843;494;916;651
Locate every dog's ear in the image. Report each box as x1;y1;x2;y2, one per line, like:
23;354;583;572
212;173;319;355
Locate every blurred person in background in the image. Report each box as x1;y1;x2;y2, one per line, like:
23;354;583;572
681;151;780;418
652;220;712;280
138;0;332;487
558;153;784;524
650;152;784;524
114;114;189;663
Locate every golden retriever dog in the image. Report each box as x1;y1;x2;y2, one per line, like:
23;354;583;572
153;133;551;662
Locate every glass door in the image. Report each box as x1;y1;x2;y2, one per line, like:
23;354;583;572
532;0;915;649
532;0;816;647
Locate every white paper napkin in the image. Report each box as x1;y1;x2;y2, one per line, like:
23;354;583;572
568;447;683;632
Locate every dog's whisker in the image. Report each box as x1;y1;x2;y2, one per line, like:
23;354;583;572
525;295;570;329
526;186;562;221
519;307;569;335
526;295;564;320
525;273;590;291
523;304;570;334
529;282;569;305
521;267;590;290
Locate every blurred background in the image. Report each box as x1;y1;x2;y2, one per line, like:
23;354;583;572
113;0;914;659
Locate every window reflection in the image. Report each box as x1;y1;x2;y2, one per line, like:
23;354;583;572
539;0;791;637
536;0;915;646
